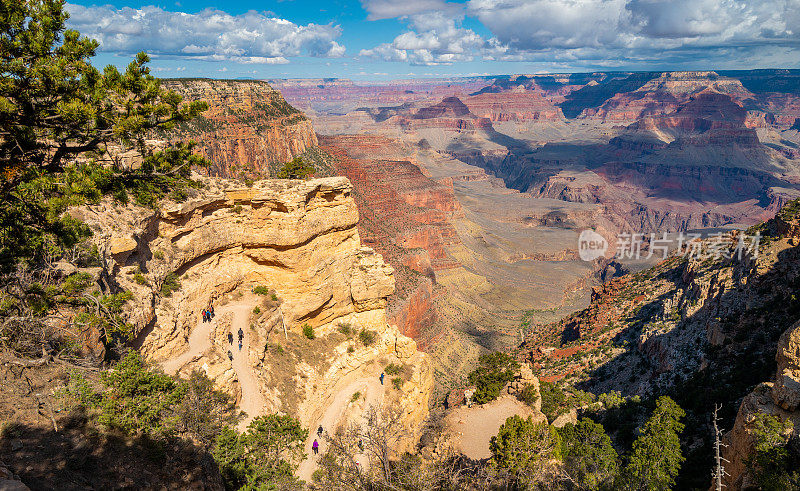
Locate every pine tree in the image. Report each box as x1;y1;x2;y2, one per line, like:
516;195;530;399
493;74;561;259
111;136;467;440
619;396;686;490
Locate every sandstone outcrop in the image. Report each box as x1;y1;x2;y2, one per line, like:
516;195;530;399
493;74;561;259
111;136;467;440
70;176;433;450
162;79;317;178
722;319;800;489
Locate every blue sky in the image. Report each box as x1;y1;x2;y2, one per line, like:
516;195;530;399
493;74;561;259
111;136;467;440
65;0;800;80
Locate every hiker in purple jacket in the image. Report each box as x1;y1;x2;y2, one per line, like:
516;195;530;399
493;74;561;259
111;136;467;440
312;440;319;455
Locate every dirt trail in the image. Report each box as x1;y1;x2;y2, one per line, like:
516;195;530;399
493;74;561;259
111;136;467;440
296;373;386;483
446;395;541;460
161;302;266;431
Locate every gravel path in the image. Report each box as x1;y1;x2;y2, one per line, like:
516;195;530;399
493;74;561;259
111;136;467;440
161;302;266;430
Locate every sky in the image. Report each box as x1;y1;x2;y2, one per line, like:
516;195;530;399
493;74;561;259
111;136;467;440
65;0;800;80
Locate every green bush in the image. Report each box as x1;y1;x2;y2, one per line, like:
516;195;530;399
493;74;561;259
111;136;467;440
252;286;270;296
337;323;354;337
213;414;307;490
490;415;561;485
160;272;181;297
516;384;540;408
253;306;261;315
750;413;799;489
385;363;402;376
133;271;148;285
277;156;315;179
618;396;685;490
97;351;186;438
359;329;376;346
302;323;315;340
467;352;520;404
392;377;403;390
350;391;361;402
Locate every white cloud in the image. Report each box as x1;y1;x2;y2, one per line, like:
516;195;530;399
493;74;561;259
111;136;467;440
360;0;461;21
65;4;345;63
359;11;488;65
359;0;800;69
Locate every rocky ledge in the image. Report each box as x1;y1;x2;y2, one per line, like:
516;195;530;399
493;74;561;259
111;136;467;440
70;176;433;448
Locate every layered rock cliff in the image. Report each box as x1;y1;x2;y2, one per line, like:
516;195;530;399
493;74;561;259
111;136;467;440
162;79;318;177
69;176;433;449
722;319;800;489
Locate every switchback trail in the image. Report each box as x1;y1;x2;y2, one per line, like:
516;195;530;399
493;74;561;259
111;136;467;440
161;302;266;431
296;373;386;483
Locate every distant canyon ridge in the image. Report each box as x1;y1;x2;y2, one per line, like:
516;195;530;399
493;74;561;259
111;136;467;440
164;70;800;389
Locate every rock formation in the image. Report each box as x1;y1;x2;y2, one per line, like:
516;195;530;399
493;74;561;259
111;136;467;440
722;319;800;489
69;176;433;449
162;79;318;178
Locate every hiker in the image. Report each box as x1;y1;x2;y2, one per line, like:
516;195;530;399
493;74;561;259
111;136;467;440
357;439;364;452
209;304;215;318
238;327;244;342
317;425;323;437
202;310;208;323
312;440;319;455
228;332;233;344
379;372;385;385
238;339;243;351
227;350;233;361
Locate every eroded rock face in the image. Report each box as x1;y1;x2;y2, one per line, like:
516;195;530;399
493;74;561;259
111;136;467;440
70;176;433;448
722;319;800;489
162;79;317;178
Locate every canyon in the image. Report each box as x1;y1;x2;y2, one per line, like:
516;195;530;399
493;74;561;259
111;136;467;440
268;70;800;393
168;71;800;397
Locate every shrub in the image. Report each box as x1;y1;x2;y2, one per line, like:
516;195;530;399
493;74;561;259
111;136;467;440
392;377;403;390
252;306;261;315
302;323;315;340
153;249;165;260
347;345;355;354
750;413;799;489
359;329;376;346
252;286;270;296
133;271;149;285
271;293;278;301
337;323;354;337
490;415;561;485
385;363;402;376
277;156;315;179
350;392;361;402
97;351;186;438
213;414;307;490
160;272;181;297
516;384;540;408
467;352;520;404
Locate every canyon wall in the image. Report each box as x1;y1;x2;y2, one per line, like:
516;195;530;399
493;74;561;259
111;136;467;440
162;79;318;177
69;176;433;449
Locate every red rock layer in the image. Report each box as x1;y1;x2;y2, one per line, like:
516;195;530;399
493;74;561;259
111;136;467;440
464;91;564;121
162;79;317;177
581;71;754;123
320;135;465;342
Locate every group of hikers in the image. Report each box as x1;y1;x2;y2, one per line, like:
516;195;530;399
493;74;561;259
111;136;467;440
201;305;215;323
226;327;245;361
312;425;324;455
